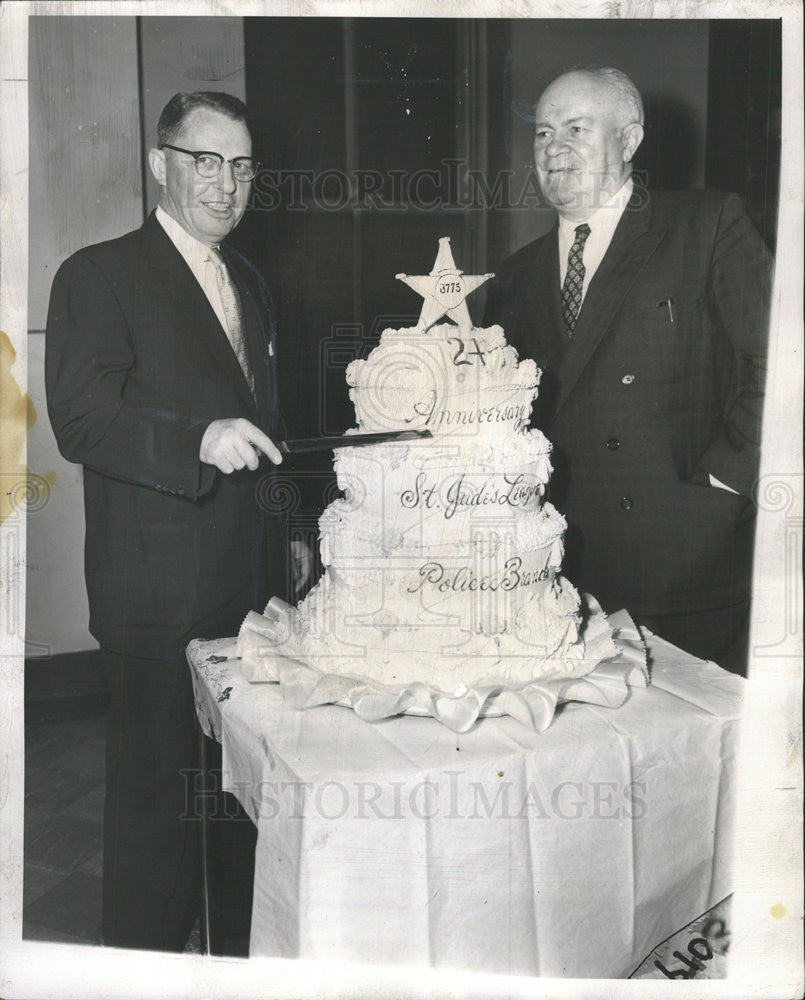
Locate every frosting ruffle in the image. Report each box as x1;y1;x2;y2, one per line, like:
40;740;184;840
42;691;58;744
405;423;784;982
237;598;648;733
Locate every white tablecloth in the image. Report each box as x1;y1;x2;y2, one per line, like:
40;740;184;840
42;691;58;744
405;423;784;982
187;631;743;978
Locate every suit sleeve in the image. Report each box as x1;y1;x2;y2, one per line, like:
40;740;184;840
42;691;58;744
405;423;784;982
45;251;215;500
700;193;773;498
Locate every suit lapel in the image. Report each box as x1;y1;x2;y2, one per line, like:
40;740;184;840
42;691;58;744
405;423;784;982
223;247;276;430
142;214;259;418
526;228;566;363
505;228;568;426
553;189;667;418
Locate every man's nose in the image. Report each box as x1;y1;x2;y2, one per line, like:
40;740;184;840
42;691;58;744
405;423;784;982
545;135;568;157
216;161;238;194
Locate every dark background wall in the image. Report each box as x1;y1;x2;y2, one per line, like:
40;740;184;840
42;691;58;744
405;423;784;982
706;19;781;248
27;15;781;659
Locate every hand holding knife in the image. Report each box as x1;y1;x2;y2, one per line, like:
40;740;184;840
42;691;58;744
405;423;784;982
279;428;433;455
201;418;432;474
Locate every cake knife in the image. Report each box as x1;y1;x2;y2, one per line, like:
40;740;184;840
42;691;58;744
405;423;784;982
278;429;433;455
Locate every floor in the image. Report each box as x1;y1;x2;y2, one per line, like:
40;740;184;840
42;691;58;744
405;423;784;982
24;713;106;945
23;711;200;952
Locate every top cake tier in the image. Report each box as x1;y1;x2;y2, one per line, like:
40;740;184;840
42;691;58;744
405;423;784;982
346;323;541;436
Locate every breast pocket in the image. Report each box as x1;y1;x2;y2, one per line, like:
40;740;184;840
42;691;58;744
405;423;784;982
627;295;703;327
621;296;707;389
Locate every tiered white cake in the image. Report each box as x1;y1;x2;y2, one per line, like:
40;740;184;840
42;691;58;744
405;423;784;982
240;238;618;695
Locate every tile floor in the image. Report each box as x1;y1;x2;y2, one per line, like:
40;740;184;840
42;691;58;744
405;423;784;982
24;714;106;945
23;712;201;952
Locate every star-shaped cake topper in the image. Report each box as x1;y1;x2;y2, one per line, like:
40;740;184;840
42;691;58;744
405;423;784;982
396;237;493;335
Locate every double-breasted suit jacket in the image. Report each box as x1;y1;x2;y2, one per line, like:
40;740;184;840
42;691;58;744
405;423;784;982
484;188;773;617
46;212;290;657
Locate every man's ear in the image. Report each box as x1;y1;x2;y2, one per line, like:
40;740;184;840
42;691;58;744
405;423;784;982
622;123;644;163
148;147;166;185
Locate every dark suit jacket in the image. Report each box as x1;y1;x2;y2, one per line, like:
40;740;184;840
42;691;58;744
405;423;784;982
46;212;291;657
484;188;773;616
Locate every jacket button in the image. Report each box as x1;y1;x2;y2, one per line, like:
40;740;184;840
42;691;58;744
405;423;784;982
606;438;621;450
620;497;633;510
622;374;635;385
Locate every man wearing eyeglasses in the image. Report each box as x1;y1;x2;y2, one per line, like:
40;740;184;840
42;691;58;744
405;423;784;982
46;92;309;954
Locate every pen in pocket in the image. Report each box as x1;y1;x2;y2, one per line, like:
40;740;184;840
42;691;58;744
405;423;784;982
658;299;675;323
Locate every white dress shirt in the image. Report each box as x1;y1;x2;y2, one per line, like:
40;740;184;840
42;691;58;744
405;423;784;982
557;177;633;303
155;205;229;333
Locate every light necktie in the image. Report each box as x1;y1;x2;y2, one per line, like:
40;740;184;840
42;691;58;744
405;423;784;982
561;223;591;336
208;247;255;396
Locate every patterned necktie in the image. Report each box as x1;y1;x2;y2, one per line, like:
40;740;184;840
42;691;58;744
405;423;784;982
208;247;255;396
561;223;591;336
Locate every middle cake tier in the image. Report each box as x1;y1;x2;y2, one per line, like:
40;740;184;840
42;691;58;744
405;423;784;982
289;435;594;691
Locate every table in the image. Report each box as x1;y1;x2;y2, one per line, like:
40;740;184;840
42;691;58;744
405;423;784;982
188;631;743;978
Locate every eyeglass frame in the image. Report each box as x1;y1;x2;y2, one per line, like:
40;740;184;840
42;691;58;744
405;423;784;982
159;143;261;182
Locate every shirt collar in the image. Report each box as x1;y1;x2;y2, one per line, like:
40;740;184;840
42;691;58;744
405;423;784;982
155;204;218;267
557;176;634;240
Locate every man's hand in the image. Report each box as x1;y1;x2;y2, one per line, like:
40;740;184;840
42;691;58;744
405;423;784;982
290;539;314;594
200;418;282;473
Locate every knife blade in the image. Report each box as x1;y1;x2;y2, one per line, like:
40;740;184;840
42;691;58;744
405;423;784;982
279;429;433;455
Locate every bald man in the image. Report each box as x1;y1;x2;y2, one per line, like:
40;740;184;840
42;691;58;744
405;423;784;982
484;68;773;675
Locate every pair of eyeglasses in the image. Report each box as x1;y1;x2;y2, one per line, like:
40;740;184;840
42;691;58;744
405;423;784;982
160;143;260;182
